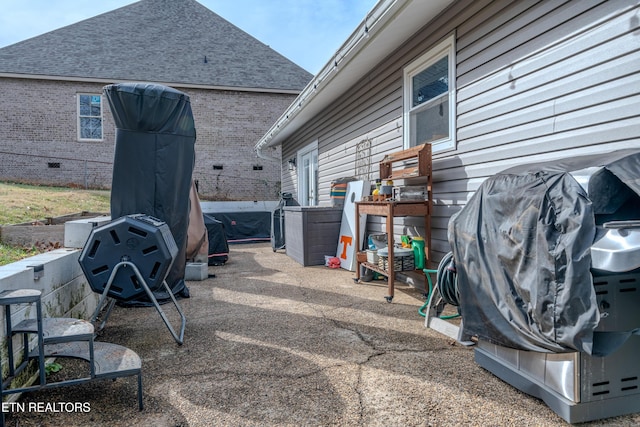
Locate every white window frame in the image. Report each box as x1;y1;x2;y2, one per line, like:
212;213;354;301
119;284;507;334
77;93;104;141
403;33;456;153
297;140;319;206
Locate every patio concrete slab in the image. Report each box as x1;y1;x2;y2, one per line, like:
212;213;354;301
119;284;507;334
5;243;639;426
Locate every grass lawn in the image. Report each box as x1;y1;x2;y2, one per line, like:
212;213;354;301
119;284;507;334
0;182;110;265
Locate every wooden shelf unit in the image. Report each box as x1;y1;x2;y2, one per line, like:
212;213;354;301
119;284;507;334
355;201;431;302
379;144;432;180
355;144;433;302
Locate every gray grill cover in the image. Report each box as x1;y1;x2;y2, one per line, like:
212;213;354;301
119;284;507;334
104;83;196;302
449;149;640;354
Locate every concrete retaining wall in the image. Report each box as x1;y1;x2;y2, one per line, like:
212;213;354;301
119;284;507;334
1;231;100;382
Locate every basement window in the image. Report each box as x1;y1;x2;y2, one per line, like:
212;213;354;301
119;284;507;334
47;162;61;169
77;94;103;141
253;165;263;171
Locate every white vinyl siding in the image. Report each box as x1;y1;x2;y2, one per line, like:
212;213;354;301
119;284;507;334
279;0;640;263
454;0;640;178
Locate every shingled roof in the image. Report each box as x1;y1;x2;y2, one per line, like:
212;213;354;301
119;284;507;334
0;0;312;91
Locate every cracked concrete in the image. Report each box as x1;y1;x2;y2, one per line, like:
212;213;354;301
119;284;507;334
5;243;639;426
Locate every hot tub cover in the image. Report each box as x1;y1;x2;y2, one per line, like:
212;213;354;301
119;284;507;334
104;83;196;302
449;149;640;355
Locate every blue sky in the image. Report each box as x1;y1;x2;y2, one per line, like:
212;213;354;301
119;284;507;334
0;0;377;74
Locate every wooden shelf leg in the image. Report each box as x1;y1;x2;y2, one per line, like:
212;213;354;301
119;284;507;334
386;203;394;302
355;204;361;282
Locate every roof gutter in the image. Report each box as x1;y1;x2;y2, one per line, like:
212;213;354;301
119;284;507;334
255;141;280;160
254;0;455;158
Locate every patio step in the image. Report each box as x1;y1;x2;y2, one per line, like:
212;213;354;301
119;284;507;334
13;318;94;344
0;288;144;421
40;341;142;378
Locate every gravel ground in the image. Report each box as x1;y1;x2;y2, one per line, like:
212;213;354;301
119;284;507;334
4;243;640;426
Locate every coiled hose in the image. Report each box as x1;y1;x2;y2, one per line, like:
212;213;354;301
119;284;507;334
418;251;460;319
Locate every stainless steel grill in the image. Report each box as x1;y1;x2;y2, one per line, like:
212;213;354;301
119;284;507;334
474;159;640;423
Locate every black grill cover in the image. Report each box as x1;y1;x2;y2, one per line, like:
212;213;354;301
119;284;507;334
211;211;271;243
449;149;640;355
203;214;229;265
104;83;196;302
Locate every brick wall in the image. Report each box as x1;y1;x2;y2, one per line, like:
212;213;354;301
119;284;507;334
0;77;291;200
187;88;286;201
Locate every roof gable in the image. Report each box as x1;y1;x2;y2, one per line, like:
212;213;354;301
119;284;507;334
0;0;312;91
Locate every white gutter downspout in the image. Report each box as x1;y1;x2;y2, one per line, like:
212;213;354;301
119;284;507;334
254;0;397;158
256;144;279;160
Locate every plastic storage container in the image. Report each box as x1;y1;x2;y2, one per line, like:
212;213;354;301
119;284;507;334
377;247;414;271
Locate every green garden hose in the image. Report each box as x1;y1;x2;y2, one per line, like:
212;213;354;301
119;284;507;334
418;252;460;320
